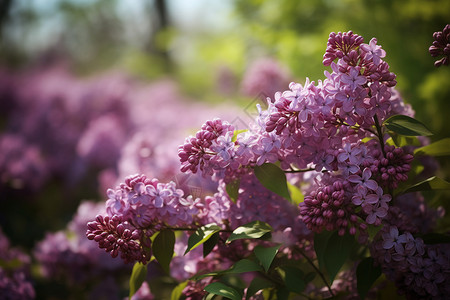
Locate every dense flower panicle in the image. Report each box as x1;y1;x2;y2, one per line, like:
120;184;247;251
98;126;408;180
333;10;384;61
0;134;48;190
299;177;366;236
323;31;364;66
429;24;450;67
370;226;450;299
240;58;291;99
88;174;205;264
0;270;35;300
372;145;414;189
86;215;150;264
0;228;34;300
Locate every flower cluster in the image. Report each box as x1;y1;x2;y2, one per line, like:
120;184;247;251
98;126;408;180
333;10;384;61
0;228;35;300
371;226;450;299
87;174;205;263
429;24;450;67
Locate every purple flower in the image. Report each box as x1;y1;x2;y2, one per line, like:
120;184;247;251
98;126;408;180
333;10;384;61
360;38;386;65
348;168;378;191
429;24;450;67
340;67;367;90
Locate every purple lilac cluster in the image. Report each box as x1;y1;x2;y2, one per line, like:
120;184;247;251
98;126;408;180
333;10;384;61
34;201;127;285
87;174;205;264
0;228;35;300
429;24;450;67
240;58;291;99
370;226;450;299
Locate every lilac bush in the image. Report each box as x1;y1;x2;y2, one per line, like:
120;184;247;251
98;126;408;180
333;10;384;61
85;28;450;300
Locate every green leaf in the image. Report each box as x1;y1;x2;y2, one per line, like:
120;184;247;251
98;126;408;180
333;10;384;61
229;259;263;274
414;138;450;157
195;259;263;279
185;224;222;255
276;286;290;300
314;230;334;271
152;229;175;274
416;233;450;244
324;231;355;283
390;134;421;147
226;221;273;243
226;178;240;203
129;262;147;298
171;280;188;300
254;163;292;201
232;129;248;142
277;266;306;294
402;176;450;194
246;277;273;300
203;232;220;258
356;257;381;300
204;282;242;300
254;244;281;272
287;183;304;205
384;115;433;136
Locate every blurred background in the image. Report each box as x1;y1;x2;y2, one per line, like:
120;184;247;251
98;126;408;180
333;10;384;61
0;0;449;298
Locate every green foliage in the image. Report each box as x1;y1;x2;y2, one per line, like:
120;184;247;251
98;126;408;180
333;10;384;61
254;244;281;272
246;277;273;300
185;224;222;255
414;138;450;157
226;178;241;203
401;176;450;194
195;259;263;280
314;230;334;271
254;163;292;201
276;266;306;294
287;182;304;205
226;221;273;243
152;229;175;274
204;282;243;300
384;115;433;136
129;262;147;298
171;281;188;300
356;257;382;300
203;232;220;258
323;231;355;283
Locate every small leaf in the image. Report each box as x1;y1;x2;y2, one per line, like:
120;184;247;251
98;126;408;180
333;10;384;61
402;176;450;194
203;232;220;258
324;231;355;283
129;262;147;298
277;266;306;294
226;221;273;243
390;134;421;147
356;257;381;300
185;224;222;255
226;178;240;203
254;244;281;272
204;282;242;300
254;163;291;201
287;183;304;205
314;230;334;271
414;138;450;157
384;115;433;136
246;277;273;300
171;280;188;300
152;229;175;274
416;233;450;244
232;129;248;142
195;259;263;280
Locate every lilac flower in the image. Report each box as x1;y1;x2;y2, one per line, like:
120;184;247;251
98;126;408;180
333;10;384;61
382;226;408;252
429;24;450;67
340;67;367;90
348;168;378;191
360;38;386;65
